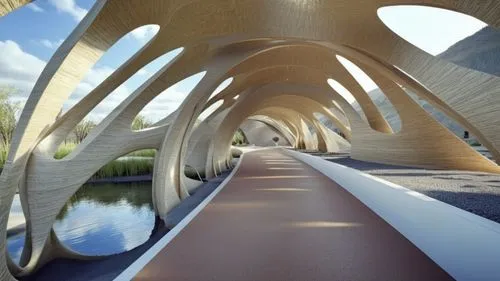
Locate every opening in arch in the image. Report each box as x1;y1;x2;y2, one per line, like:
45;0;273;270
199;99;224;121
298;118;317;151
392;64;498;164
326;105;350;130
135;71;207;125
378;5;486;56
53;45;183;159
63;24;162;114
336;55;402;133
313;112;345;139
232;128;249;147
377;6;499;75
402;87;498;165
239;117;289;147
53;150;157;256
328;78;366;122
208;77;233;102
6;194;26;265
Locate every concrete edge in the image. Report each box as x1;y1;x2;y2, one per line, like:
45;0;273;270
284;149;500;281
112;150;248;281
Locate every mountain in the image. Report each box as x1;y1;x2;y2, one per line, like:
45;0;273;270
345;27;500;138
439;26;500;76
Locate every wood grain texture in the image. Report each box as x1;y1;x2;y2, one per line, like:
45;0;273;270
0;0;499;278
0;0;29;16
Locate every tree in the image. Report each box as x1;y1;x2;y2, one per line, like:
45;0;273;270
0;87;20;146
272;136;279;144
73;120;96;143
132;114;153;130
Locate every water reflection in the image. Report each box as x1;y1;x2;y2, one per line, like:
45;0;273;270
7;182;155;262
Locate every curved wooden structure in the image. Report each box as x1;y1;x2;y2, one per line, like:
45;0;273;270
1;0;500;279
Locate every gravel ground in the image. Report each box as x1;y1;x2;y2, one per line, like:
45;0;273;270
318;155;500;224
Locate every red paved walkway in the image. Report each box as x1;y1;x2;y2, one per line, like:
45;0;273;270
134;149;452;280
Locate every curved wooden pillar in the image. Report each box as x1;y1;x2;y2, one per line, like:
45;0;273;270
251;111;302;148
327;3;500;163
250;114;299;146
256;99;344;153
205;68;355;141
225;44;391;134
1;0;499;279
0;0;30;16
341;53;500;172
240;118;294;147
7;44;214;275
207;89;351;174
248;116;296;146
209;62;498;174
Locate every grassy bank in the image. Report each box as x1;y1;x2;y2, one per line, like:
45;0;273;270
53;144;156;160
93;158;154;179
0;142;156;179
1;133;242;179
56;146;156;179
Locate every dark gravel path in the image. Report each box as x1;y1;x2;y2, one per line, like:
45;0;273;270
321;155;500;224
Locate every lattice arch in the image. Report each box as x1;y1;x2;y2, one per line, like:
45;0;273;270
1;0;500;279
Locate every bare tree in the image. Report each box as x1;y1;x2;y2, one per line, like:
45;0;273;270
73;120;96;143
0;87;20;146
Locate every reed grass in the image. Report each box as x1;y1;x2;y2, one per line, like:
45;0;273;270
92;158;154;179
54;142;78;159
0;143;8;169
126;149;156;158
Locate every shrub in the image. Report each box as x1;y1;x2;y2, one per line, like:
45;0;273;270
54;142;78;159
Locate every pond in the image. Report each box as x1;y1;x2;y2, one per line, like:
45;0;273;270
7;182;155;263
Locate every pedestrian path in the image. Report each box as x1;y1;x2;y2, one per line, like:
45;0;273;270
132;149;451;280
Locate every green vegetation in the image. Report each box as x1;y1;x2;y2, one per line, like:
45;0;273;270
73;120;96;143
54;142;77;159
54;144;155;179
127;149;156;158
0;89;236;180
132;114;153;130
93;158;154;179
232;128;248;146
0;88;20;168
0;90;157;178
0;144;7;169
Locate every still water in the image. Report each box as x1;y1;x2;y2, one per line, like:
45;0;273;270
7;182;155;263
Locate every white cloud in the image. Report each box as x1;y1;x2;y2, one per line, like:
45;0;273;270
27;3;44;12
0;40;126;121
39;38;64;49
129;25;160;44
0;40;190;122
0;40;46;98
48;0;88;22
137;87;189;122
64;65;132;118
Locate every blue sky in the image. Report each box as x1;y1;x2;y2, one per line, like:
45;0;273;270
0;1;487;121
